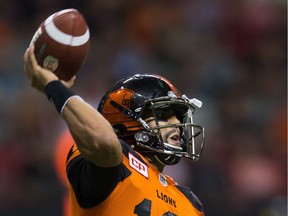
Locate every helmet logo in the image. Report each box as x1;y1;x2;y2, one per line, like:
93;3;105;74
120;90;134;108
122;100;129;106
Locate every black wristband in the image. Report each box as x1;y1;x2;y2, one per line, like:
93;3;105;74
44;80;78;114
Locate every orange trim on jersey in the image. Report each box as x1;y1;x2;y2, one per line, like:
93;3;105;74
66;144;81;166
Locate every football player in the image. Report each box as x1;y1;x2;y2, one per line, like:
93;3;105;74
24;46;205;216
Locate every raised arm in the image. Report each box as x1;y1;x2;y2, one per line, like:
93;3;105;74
23;46;122;167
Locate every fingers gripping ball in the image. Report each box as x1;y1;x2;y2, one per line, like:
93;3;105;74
30;8;90;81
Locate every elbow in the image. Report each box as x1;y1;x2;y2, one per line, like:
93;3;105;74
74;126;122;167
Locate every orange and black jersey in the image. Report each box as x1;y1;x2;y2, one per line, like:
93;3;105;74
66;140;204;216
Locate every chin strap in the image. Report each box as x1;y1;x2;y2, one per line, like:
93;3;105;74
110;100;139;120
110;100;151;130
135;131;182;166
154;154;182;166
144;152;181;166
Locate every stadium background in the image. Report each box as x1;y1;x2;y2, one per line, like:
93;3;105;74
0;0;286;215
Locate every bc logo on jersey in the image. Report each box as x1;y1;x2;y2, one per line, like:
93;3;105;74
129;152;149;178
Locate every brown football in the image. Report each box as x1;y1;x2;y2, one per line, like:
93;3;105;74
30;8;90;81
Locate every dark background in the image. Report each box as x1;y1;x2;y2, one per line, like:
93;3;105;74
0;0;286;215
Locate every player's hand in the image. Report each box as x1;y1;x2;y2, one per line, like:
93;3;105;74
24;45;76;92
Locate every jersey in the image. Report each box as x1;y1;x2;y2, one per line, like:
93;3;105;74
66;140;204;216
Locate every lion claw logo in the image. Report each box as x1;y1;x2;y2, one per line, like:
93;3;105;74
122;91;132;107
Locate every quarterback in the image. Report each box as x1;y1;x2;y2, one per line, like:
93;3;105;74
24;46;205;216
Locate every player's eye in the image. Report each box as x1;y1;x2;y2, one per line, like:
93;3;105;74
155;109;174;121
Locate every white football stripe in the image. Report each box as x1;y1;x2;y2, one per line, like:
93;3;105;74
44;13;89;46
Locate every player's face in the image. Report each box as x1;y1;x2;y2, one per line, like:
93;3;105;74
146;114;181;147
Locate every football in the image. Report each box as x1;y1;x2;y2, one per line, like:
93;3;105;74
30;8;90;81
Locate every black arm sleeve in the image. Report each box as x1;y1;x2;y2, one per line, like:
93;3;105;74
66;140;132;208
66;155;121;208
176;185;204;213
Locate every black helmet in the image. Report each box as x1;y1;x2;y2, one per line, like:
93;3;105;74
98;74;204;165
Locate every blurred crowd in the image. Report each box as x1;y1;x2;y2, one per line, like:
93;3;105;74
0;0;286;215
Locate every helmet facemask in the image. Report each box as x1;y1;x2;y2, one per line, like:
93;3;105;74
134;93;205;165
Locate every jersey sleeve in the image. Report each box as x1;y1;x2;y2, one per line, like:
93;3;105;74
176;185;204;213
66;140;131;208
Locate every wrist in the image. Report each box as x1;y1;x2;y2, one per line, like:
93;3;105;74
44;80;82;115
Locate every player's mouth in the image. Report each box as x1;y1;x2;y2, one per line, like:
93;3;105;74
167;132;181;146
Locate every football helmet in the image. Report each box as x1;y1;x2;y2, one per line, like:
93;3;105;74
98;74;204;165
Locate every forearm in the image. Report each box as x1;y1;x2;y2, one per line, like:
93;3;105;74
24;46;122;167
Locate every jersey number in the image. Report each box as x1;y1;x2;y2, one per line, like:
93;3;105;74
134;198;177;216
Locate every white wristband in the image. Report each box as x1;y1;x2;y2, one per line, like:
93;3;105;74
60;95;84;116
